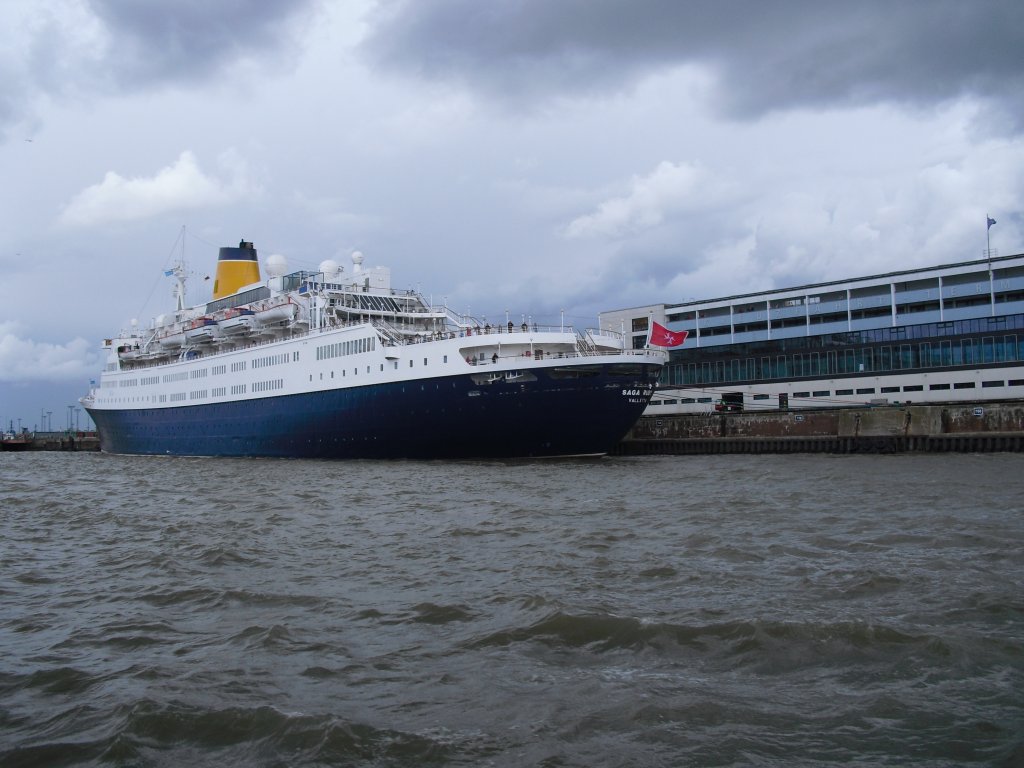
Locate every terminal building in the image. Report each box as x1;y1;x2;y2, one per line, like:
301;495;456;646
600;252;1024;414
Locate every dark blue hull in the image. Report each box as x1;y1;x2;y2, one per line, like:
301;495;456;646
87;362;661;459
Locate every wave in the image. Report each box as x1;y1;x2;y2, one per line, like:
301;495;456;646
0;700;479;768
467;610;950;663
137;587;326;611
0;667;101;697
407;603;477;625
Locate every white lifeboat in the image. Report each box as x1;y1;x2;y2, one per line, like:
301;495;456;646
218;308;257;335
255;302;296;325
185;317;220;343
117;344;141;360
157;328;186;348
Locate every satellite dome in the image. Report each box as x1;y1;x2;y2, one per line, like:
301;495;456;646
265;253;288;277
351;250;364;273
319;259;341;280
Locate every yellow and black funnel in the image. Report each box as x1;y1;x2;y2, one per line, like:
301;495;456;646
213;240;262;299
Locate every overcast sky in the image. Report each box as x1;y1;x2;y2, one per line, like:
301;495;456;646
2;0;1023;430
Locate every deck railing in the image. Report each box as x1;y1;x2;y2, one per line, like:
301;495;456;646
113;318;654;373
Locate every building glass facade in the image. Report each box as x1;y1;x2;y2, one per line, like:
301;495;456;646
664;314;1024;387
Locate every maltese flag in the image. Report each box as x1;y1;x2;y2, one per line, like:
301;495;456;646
648;321;688;348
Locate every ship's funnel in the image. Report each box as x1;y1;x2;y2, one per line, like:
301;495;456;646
213;240;262;299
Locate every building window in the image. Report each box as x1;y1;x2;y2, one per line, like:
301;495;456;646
632;317;649;332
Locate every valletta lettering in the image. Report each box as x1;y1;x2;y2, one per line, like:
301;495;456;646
621;387;653;403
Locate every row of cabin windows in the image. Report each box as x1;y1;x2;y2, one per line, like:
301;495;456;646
107;352;455;401
316;337;375;360
311;356;450;381
654;379;1023;405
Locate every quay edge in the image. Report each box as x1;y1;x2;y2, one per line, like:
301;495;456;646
613;400;1024;455
0;431;101;452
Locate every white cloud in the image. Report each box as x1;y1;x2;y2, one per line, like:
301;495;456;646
58;149;259;227
564;160;729;240
0;321;100;382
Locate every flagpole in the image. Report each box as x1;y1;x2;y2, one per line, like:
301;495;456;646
987;213;991;263
987;214;996;316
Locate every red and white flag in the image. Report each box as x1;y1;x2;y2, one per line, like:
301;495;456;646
648;321;688;348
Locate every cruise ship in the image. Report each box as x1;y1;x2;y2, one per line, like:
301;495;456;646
82;241;665;458
600;253;1024;414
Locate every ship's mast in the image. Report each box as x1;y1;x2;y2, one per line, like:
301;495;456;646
169;262;187;312
170;228;189;314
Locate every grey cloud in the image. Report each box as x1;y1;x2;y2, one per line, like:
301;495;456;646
1;0;319;140
361;0;1024;129
86;0;320;87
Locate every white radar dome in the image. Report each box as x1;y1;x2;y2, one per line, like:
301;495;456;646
351;250;364;273
265;253;288;278
318;259;341;280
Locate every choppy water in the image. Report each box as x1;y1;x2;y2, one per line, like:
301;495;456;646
1;452;1022;767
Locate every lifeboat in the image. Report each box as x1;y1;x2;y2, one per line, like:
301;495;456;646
117;344;141;360
185;317;220;343
157;328;186;348
255;302;296;326
218;308;257;335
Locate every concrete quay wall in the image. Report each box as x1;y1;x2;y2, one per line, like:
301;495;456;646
615;401;1024;455
1;432;102;452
